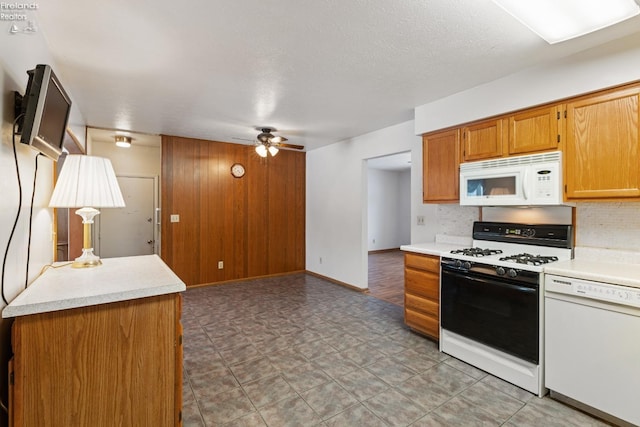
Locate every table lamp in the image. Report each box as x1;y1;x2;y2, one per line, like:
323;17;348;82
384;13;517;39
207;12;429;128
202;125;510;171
49;155;125;268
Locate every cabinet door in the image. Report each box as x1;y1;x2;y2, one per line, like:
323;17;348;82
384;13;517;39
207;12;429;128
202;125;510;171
565;86;640;200
508;105;562;155
11;294;181;427
422;129;460;203
462;118;506;162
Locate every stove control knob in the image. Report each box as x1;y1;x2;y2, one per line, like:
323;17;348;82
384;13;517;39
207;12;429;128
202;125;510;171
455;260;463;268
507;269;518;278
496;266;506;276
463;261;471;270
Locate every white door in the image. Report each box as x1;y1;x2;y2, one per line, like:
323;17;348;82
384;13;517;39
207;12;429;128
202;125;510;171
97;176;157;258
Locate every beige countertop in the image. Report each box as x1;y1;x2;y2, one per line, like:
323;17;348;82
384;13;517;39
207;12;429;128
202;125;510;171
544;259;640;289
3;254;186;318
401;234;472;257
400;242;465;257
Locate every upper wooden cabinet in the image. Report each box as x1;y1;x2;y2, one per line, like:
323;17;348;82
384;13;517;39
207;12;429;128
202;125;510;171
423;129;460;203
565;85;640;200
461;119;505;162
507;105;563;155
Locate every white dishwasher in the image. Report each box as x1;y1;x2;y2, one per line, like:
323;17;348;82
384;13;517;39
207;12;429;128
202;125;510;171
545;274;640;426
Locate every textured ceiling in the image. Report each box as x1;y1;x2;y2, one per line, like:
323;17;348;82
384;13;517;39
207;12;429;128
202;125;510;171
35;0;640;151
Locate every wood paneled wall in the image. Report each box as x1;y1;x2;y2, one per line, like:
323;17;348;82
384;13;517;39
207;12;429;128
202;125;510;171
161;135;305;286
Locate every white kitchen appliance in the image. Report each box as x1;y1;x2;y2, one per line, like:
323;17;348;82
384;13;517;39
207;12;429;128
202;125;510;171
440;221;572;396
545;273;640;426
460;151;563;206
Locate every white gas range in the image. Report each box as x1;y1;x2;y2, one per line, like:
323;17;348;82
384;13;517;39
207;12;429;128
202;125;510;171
439;221;573;396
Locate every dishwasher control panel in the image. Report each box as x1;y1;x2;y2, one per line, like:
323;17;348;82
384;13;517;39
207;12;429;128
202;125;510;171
546;275;640;308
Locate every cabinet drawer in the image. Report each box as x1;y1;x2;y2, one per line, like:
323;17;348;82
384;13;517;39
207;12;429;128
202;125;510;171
405;253;440;272
405;268;439;300
405;309;439;339
405;294;438;318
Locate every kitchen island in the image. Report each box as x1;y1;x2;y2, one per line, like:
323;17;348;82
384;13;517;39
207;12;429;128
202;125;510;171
3;255;186;427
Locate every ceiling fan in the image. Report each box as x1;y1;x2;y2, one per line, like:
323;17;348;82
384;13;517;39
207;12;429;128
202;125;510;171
253;127;304;157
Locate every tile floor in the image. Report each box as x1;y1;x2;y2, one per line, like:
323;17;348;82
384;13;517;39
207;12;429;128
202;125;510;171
181;273;608;427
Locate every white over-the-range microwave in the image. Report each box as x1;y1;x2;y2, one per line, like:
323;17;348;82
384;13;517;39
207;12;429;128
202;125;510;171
459;151;563;206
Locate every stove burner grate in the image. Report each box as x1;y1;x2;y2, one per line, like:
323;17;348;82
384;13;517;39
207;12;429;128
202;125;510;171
450;248;503;257
499;253;559;266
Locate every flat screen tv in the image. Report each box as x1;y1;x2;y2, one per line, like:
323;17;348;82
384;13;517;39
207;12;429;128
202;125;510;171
19;64;72;161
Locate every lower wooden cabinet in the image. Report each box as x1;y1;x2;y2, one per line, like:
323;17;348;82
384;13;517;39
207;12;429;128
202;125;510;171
9;293;183;427
404;253;440;340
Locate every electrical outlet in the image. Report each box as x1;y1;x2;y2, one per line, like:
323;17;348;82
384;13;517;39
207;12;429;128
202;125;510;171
417;215;425;226
170;214;180;223
218;261;224;269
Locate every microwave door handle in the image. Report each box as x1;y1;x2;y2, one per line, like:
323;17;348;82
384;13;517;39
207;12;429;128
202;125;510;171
522;168;529;200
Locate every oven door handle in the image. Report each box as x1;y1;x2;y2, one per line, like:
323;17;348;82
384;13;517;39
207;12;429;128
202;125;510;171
448;272;537;293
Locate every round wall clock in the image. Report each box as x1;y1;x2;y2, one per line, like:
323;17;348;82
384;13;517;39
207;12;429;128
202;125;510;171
231;163;245;178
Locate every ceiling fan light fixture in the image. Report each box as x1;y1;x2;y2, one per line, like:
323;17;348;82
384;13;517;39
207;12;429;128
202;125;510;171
270;135;287;143
492;0;640;44
268;146;279;156
114;135;132;148
255;144;268;157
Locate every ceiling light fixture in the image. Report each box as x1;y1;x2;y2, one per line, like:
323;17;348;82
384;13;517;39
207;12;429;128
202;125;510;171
254;127;284;157
255;144;268;157
115;135;132;148
492;0;640;44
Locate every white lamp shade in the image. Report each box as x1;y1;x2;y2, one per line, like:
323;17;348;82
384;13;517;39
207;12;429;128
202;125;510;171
49;155;126;208
255;144;268;158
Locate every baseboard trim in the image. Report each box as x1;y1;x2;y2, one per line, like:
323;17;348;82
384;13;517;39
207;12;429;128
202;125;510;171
188;270;307;289
368;248;401;255
305;271;368;293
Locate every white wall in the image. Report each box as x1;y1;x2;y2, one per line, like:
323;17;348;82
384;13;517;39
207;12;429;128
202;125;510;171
398;169;411;245
0;32;84;305
307;120;461;289
90;139;161;176
367;168;410;251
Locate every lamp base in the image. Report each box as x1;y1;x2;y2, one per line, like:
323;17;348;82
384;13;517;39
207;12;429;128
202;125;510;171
71;248;102;269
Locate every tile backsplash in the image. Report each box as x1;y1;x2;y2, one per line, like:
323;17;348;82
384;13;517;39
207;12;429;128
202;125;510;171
437;205;479;237
576;202;640;252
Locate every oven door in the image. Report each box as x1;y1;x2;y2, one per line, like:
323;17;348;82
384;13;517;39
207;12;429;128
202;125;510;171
440;267;539;364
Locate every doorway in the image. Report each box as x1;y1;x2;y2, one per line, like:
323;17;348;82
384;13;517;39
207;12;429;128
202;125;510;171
366;151;411;306
96;175;159;258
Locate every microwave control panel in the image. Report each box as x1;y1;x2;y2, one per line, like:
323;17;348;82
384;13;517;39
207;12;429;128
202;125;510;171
531;163;560;200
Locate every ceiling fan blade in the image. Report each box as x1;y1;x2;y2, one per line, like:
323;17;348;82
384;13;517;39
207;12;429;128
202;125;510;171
270;135;288;143
277;143;304;150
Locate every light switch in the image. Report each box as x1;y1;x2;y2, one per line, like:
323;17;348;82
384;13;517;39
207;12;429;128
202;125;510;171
170;214;180;223
218;261;224;269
